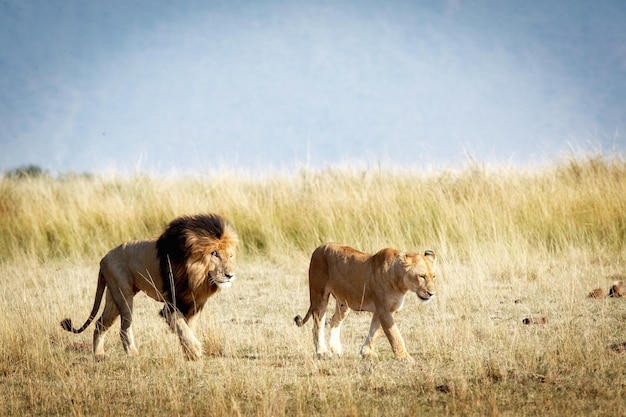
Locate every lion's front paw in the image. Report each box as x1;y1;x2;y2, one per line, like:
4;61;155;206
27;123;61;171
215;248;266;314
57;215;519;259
184;348;203;361
182;340;204;361
395;354;415;363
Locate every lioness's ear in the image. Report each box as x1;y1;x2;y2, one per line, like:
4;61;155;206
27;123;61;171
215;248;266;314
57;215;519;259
424;250;436;263
397;251;407;261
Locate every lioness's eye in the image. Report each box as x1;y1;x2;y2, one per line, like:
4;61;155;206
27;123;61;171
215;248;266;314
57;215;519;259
211;251;219;258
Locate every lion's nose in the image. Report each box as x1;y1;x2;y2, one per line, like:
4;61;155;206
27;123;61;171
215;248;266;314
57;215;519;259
427;290;435;297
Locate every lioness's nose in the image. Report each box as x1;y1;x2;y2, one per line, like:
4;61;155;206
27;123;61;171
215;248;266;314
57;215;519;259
427;290;435;297
225;273;235;279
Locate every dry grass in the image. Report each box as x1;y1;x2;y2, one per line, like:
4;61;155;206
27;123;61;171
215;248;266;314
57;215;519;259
1;155;626;416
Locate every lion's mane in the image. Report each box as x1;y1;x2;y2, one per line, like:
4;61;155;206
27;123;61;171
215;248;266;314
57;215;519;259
157;214;238;318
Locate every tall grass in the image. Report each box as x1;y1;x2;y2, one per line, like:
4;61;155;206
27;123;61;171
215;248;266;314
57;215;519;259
1;154;626;416
1;155;624;262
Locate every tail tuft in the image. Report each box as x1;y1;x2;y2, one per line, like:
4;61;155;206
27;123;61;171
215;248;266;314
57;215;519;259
60;318;73;332
294;315;304;327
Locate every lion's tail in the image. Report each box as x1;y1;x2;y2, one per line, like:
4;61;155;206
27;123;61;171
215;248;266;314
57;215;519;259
60;270;107;334
294;307;312;327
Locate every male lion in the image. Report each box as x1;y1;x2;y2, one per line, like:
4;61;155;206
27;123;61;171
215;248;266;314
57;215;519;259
294;243;436;361
61;213;238;360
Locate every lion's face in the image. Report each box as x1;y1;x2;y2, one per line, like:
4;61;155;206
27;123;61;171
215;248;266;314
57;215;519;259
206;246;237;289
398;250;437;302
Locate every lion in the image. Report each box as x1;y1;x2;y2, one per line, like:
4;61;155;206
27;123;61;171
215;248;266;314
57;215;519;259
60;213;238;360
294;243;436;361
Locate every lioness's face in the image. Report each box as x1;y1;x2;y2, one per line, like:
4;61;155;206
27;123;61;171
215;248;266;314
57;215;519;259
399;250;437;302
207;247;237;289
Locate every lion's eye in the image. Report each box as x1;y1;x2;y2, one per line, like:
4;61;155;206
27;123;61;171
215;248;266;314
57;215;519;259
211;251;220;258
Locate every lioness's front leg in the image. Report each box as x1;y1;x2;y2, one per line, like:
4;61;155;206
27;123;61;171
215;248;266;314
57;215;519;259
360;313;383;358
378;311;414;361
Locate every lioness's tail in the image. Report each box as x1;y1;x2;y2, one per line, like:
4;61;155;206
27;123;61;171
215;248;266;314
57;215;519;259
294;307;312;327
60;270;106;334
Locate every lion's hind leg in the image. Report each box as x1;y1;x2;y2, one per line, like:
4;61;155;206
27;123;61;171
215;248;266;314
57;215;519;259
93;290;120;359
97;259;140;358
94;287;139;359
109;285;140;357
117;294;139;357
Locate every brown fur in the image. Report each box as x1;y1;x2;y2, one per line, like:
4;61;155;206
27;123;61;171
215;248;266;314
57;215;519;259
588;288;606;299
294;243;437;361
609;281;626;298
60;213;238;360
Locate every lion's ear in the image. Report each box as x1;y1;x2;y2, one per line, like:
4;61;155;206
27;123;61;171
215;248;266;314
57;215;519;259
424;250;436;263
397;251;407;261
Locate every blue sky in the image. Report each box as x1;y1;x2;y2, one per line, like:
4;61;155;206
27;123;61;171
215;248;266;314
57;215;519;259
1;0;625;175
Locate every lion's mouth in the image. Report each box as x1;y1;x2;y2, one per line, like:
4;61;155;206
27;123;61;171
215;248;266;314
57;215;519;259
214;273;235;288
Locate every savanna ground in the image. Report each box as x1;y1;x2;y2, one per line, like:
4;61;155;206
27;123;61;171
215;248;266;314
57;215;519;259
1;155;625;416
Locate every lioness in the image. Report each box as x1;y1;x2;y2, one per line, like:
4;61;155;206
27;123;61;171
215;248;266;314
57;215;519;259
61;213;238;360
294;243;436;361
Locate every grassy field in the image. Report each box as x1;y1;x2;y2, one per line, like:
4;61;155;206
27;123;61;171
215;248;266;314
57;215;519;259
1;155;626;416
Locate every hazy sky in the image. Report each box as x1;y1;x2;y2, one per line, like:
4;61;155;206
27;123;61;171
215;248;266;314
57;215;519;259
1;0;625;175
